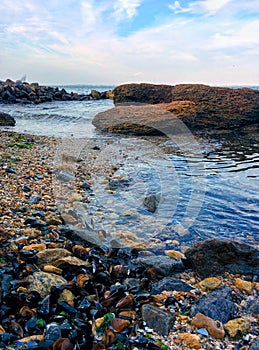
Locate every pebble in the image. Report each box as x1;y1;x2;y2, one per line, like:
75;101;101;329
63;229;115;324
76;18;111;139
235;278;253;294
224;318;250;338
178;333;201;349
191;312;225;338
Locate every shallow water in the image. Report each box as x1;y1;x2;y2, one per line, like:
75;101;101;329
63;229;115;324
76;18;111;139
1;84;258;247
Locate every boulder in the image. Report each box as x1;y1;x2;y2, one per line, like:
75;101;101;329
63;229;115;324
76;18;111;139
185;239;259;278
101;83;259;133
0;112;16;126
92;104;188;136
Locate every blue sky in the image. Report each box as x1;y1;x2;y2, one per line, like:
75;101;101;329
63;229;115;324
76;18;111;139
0;0;259;85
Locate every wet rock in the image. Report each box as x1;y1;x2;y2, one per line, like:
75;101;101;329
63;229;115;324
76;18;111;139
131;255;185;277
164;250;185;259
27;272;67;297
185;239;259;277
36;248;72;268
235;278;253;294
178;333;201;349
151;277;193;294
191;313;225;338
190;286;237;323
45;322;62;341
0;112;16;126
143;193;160;213
141;304;175;335
224;318;250;338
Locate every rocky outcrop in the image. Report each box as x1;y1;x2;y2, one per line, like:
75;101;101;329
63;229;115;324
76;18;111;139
185;239;259;278
0;78;112;104
94;83;259;134
0;112;15;126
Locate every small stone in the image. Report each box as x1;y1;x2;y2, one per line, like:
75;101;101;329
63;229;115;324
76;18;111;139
52;255;90;268
36;248;72;268
28;195;41;204
235;278;253;294
179;333;201;349
23;243;46;252
110;318;129;332
141;304;175;336
43;265;62;275
191;313;225;339
151;277;193;294
27;272;67;297
165;250;185;259
58;289;75;306
197;277;222;292
224;318;250;338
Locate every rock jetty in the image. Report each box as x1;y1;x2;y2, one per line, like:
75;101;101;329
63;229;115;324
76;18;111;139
0;78;112;104
93;83;259;134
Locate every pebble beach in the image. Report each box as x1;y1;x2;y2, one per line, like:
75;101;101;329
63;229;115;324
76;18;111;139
0;130;258;350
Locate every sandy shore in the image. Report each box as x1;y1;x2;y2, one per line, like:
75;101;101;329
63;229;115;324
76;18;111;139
0;131;258;350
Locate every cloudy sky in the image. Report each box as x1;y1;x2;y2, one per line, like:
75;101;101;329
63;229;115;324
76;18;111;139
0;0;258;85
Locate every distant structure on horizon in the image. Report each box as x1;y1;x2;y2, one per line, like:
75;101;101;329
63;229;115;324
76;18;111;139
20;74;27;82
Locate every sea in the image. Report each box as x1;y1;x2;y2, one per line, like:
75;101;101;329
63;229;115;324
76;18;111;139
0;84;258;247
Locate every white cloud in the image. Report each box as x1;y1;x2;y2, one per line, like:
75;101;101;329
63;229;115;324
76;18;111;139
169;0;233;16
113;0;142;21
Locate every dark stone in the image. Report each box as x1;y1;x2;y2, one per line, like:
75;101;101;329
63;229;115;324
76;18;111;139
143;194;160;213
0;112;15;126
131;255;185;277
151;277;193;294
141;304;175;335
185;239;259;278
28;195;41;204
190;286;237;323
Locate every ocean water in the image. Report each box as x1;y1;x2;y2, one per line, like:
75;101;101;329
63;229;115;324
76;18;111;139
0;84;258;246
0;85;115;137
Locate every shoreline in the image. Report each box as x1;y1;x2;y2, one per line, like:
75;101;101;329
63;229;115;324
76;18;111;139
0;130;258;349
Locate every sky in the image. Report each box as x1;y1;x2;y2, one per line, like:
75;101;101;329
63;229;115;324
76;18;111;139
0;0;259;86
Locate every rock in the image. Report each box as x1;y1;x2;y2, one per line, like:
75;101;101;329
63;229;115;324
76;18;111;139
91;89;101;99
110;318;130;332
143;193;160;213
28;195;41;204
190;286;237;323
36;248;72;268
51;255;90;269
43;265;63;275
164;250;185;259
0;112;15;126
191;313;225;338
224;318;250;338
178;333;201;349
92;105;181;136
196;277;222;292
250;339;259;350
151;277;193;294
23;243;46;252
131;255;185;277
141;304;175;335
185;239;259;277
235;278;253;294
0;79;108;104
111;83;259;131
246;299;259;314
113;83;173;105
27;272;67;297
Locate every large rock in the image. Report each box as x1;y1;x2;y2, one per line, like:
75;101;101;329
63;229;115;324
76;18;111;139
92;104;189;136
97;83;259;133
185;239;259;278
0;112;15;126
